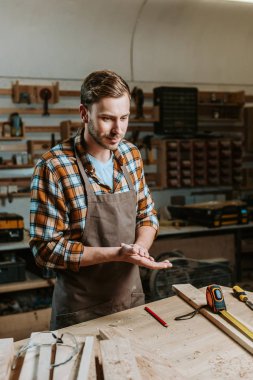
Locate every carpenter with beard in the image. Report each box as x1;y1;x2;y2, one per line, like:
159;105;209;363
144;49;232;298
30;70;172;329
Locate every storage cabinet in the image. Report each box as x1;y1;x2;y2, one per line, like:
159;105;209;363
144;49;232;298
144;137;243;189
0;238;54;341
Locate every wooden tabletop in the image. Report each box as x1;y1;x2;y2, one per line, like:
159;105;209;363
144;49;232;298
14;286;253;379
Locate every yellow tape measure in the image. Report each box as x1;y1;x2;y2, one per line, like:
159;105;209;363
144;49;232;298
220;310;253;340
206;285;253;341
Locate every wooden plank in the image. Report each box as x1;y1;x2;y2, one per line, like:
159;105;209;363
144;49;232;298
18;333;39;380
25;123;154;135
0;89;11;96
60;90;80;97
18;333;61;380
0;192;30;199
59;90;153;99
172;284;253;355
0;338;14;380
16;334;88;380
100;337;142;380
128;125;154;132
0;180;31;189
52;342;78;380
0;106;155;116
36;345;53;380
76;336;94;380
25;126;60;133
99;327;185;379
0;89;153;99
0;108;78;116
0;143;27;152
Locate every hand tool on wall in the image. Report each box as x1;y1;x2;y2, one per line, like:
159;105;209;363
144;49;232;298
131;86;144;119
143;135;154;164
39;88;52;116
232;285;253;310
12;81;59;111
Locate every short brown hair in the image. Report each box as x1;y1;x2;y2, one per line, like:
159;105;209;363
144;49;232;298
80;70;130;108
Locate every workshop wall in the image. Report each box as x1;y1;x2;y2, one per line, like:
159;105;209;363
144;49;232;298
1;0;253;229
1;0;253;86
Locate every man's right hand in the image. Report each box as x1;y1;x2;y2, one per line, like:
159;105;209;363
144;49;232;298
119;243;172;270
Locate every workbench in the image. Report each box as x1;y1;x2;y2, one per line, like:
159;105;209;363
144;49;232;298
1;224;253;341
12;286;253;379
150;222;253;281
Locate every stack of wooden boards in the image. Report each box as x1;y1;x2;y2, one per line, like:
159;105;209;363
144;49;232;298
1;331;161;380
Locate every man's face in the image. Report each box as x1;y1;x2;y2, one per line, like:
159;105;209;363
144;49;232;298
84;93;130;150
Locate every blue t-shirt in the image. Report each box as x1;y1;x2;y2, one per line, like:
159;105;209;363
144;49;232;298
87;153;114;190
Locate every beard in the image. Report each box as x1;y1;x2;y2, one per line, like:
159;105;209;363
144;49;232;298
87;119;124;150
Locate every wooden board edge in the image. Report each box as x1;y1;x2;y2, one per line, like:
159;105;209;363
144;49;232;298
172;284;253;355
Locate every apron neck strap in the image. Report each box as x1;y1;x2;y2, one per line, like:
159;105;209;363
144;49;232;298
74;135;135;194
121;165;134;191
74;137;95;199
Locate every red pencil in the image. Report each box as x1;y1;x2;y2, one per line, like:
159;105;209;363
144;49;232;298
144;306;168;327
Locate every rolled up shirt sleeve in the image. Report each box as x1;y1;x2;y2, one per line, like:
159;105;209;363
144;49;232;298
30;160;84;272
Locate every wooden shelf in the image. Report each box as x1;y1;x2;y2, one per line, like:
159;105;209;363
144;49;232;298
0;164;33;169
0;137;25;141
0;178;31;187
0;192;30;199
0;88;154;99
25;125;59;133
198;127;244;134
0;107;78;116
198;103;243;107
129;117;158;123
0;272;55;294
0;105;157;117
0;89;11;96
199;121;244;128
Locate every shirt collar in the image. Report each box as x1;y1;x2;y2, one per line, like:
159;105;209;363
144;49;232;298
74;127;126;173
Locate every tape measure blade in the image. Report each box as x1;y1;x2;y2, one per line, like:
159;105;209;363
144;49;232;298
220;310;253;341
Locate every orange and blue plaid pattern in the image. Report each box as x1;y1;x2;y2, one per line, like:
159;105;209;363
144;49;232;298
30;128;158;271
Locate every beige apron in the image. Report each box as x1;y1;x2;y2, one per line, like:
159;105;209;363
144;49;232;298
50;146;145;329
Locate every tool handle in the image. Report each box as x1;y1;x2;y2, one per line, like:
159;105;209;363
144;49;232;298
232;285;248;302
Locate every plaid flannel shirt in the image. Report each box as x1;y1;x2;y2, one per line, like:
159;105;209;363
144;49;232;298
30;128;159;271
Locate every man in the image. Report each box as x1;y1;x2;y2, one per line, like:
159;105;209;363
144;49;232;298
30;70;172;330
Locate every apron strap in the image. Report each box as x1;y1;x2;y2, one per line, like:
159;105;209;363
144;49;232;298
122;165;135;192
74;137;96;200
